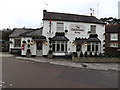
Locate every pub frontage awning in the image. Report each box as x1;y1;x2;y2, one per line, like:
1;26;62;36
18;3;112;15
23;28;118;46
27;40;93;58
51;36;69;41
75;37;87;44
32;36;46;42
86;34;101;43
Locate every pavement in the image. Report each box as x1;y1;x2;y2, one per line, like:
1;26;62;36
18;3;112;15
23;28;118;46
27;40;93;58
1;52;119;71
16;56;120;71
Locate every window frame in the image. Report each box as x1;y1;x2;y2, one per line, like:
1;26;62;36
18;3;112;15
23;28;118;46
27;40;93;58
52;41;67;52
14;38;21;48
90;25;96;34
110;43;118;48
110;33;118;41
87;42;100;52
56;22;64;32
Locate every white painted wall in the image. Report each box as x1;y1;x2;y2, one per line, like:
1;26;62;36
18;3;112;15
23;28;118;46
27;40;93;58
21;37;36;56
9;37;36;56
42;20;105;55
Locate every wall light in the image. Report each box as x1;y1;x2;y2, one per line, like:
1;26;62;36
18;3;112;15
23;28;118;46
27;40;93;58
44;41;48;45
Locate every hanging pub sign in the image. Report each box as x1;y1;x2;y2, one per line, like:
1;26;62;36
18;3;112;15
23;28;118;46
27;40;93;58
70;24;85;34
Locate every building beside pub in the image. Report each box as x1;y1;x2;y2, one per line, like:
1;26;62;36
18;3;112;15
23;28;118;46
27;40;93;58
9;10;105;57
105;24;120;57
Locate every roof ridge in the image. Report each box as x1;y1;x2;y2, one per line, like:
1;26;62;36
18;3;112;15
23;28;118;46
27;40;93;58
47;11;92;17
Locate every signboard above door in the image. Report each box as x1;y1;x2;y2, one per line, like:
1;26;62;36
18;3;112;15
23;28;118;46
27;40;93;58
70;24;85;34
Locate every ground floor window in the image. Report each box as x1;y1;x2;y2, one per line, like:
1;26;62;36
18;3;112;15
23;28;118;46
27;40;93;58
110;43;118;48
52;41;67;52
14;38;21;47
87;42;100;52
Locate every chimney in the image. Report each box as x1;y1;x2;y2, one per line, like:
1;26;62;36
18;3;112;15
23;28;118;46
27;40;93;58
90;13;92;16
43;9;47;13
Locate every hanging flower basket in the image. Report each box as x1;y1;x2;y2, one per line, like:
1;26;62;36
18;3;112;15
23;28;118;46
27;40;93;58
9;41;13;44
27;44;30;48
22;40;26;44
65;30;68;33
27;39;30;43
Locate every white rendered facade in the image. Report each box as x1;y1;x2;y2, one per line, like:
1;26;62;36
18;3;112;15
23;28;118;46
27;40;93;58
42;20;105;56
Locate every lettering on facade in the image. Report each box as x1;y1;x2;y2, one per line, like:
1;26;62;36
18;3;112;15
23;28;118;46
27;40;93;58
70;24;85;34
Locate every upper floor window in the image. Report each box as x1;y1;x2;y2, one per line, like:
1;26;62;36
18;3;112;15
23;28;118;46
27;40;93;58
90;25;96;34
14;38;21;47
110;33;118;41
57;23;64;32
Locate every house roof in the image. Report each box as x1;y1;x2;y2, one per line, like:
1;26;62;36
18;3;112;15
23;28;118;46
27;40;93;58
87;34;101;42
43;10;105;24
105;24;120;33
51;36;69;41
9;28;42;38
20;27;43;37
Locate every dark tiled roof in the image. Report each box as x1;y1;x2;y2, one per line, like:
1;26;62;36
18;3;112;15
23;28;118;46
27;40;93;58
9;28;42;38
105;24;120;33
87;34;101;42
43;10;105;24
20;27;43;37
51;36;69;41
87;37;101;42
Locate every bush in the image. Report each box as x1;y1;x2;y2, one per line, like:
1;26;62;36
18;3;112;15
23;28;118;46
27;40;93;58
80;52;83;57
84;51;88;57
48;50;52;54
73;52;77;57
27;49;31;53
89;51;93;57
95;52;98;57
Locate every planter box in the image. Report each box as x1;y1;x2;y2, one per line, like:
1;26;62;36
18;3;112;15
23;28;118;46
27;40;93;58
47;54;53;59
26;53;31;58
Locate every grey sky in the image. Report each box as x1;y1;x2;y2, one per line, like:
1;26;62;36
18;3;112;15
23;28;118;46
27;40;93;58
0;0;119;29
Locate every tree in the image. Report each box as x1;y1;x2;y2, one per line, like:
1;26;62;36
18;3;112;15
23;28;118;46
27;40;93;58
100;17;120;24
0;28;13;41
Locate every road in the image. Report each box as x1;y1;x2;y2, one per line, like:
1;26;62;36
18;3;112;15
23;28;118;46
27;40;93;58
2;56;119;88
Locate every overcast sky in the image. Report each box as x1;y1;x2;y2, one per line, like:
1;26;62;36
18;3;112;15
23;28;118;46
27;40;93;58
0;0;119;29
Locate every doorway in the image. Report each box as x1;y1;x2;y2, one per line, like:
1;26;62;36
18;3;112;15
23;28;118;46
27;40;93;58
76;44;81;52
36;41;42;56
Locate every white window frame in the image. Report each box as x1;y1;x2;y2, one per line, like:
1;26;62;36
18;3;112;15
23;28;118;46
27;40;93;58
52;41;67;52
56;22;64;32
90;25;96;34
110;33;118;41
87;42;100;52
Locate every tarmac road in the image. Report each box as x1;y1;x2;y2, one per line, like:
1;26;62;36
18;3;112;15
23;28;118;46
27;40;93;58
2;57;119;88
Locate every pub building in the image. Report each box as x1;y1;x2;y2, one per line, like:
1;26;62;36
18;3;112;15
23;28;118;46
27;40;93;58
9;10;105;57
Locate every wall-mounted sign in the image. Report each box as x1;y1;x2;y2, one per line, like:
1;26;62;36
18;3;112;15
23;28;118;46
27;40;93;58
70;24;85;34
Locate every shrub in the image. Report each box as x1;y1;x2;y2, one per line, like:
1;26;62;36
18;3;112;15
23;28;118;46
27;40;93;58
27;49;31;53
89;51;93;57
73;52;77;57
84;51;88;57
95;52;98;57
80;52;83;57
48;50;52;54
